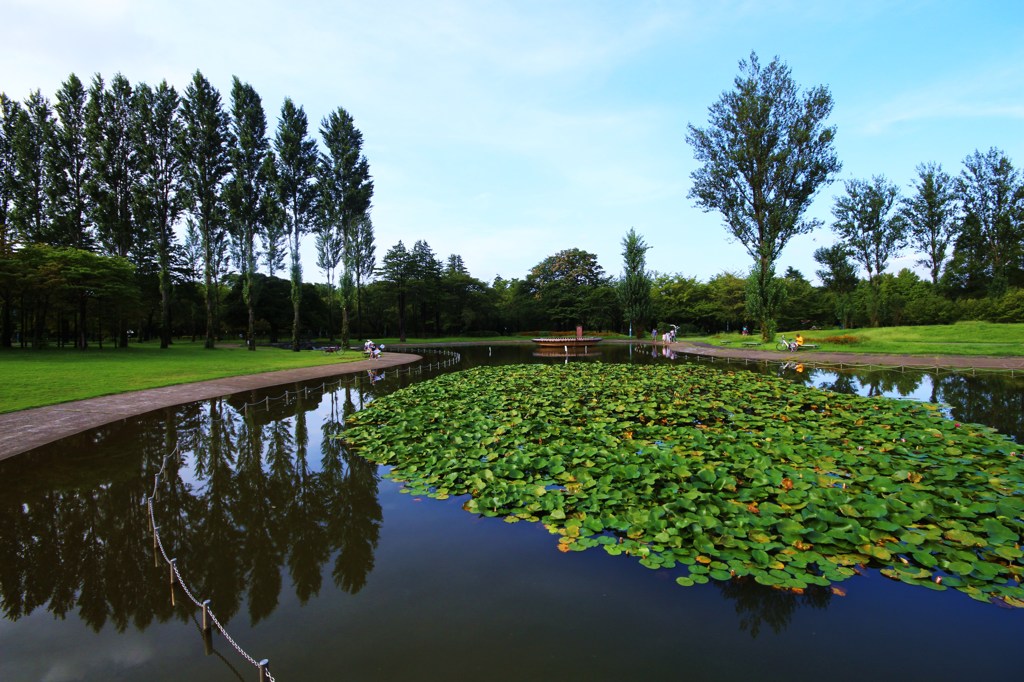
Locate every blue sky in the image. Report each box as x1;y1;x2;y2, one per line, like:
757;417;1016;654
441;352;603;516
2;0;1022;285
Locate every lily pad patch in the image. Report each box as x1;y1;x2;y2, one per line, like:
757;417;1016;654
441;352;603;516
343;363;1024;606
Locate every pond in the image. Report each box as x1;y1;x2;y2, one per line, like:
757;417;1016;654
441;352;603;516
1;344;1021;681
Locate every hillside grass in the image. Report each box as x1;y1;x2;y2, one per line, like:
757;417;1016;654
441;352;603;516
694;321;1024;356
0;340;363;414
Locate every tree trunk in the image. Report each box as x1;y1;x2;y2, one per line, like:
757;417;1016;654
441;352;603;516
78;291;89;350
245;270;255;351
291;263;301;352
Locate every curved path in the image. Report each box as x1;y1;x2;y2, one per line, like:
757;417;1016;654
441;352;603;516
0;352;421;462
3;342;1022;462
667;340;1024;371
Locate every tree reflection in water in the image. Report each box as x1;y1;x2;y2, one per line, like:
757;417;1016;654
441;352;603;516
716;579;833;638
0;345;1021;664
0;378;381;635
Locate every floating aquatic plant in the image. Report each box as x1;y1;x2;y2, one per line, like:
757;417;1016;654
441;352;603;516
343;363;1024;606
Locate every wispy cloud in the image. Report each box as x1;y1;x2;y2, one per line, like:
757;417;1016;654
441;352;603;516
854;63;1024;135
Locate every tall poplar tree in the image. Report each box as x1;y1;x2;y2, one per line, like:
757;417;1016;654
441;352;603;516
49;73;93;251
260;153;287;277
318;106;373;348
11;90;53;245
687;52;840;341
134;80;183;349
0;95;20;347
351;212;376;334
274;98;317;351
618;227;652;338
86;74;138;262
179;70;232;349
226;77;271;351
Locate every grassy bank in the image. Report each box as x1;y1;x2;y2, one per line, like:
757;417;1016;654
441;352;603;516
696;321;1024;356
0;341;362;414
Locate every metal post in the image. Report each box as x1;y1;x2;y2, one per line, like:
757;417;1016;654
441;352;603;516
169;558;177;606
152;526;160;566
259;659;271;682
202;600;213;654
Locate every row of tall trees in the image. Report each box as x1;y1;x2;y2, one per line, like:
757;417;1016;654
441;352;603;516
687;52;1023;340
0;70;374;350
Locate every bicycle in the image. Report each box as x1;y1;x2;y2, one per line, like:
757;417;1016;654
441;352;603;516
776;335;796;351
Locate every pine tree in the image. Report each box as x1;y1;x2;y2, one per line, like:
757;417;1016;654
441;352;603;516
618;228;651;338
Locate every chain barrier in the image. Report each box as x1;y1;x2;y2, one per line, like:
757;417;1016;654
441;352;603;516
146;445;277;682
140;348;464;680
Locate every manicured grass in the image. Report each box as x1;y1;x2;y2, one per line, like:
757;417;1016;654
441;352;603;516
0;341;363;414
695;321;1024;356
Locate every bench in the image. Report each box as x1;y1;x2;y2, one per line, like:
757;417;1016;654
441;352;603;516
742;341;761;347
796;344;818;350
322;346;341;354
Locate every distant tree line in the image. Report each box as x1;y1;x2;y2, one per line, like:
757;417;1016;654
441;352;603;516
687;52;1024;340
0;70;373;350
2;60;1022;350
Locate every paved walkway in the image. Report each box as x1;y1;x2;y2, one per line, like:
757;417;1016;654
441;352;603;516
4;342;1021;462
668;341;1024;371
0;352;421;461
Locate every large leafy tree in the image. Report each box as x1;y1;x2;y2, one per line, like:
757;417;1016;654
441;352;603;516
525;247;610;330
179;70;232;349
618;227;651;337
134;80;183;349
274;98;318;351
901;162;958;285
686;52;840;341
317;106;373;348
226;77;272;351
831;175;906;326
949;148;1023;296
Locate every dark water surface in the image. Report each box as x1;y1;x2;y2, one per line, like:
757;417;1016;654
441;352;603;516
1;344;1021;681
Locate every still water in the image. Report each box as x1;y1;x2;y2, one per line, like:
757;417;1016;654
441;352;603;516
1;344;1021;681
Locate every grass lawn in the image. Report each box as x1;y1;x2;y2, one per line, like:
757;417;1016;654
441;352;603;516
695;321;1024;356
0;340;363;414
